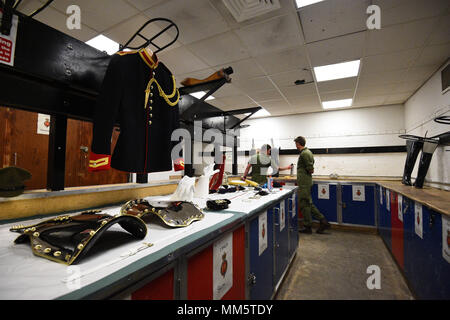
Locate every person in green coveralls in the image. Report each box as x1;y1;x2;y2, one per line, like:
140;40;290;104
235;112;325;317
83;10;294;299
294;136;331;234
241;144;292;185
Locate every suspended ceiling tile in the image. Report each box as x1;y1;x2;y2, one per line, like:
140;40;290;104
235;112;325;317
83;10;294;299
365;17;438;56
232;76;276;93
298;0;370;43
207;98;227;109
144;0;230;45
17;1;98;42
359;69;408;86
254;45;309;75
218;94;255;107
317;77;358;94
356;82;397;96
156;46;210;75
209;0;294;29
415;43;450;67
405;65;441;83
269;69;314;88
205;83;244;98
187;31;251;66
280;83;317;99
47;0;140;32
293;105;323;114
362;48;422;73
214;58;267;81
384;92;414;104
307;31;366;67
320;90;355;101
427;14;450;46
260;99;291;111
394;80;424;93
287;94;322;109
248;90;284;103
373;0;450;28
125;0;166;11
235;14;304;56
352;95;386;107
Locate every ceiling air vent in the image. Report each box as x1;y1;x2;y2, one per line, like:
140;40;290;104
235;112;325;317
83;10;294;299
222;0;281;22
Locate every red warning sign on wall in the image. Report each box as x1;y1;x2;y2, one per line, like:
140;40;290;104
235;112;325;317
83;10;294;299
0;10;18;66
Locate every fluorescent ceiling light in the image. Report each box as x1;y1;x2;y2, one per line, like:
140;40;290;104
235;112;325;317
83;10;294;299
322;99;353;109
250;108;271;118
313;60;361;82
296;0;324;8
86;35;120;55
189;91;215;101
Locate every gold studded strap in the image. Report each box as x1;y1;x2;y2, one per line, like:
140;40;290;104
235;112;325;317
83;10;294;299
10;210;147;265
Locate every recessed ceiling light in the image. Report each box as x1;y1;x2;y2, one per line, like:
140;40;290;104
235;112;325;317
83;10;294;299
313;60;361;82
250;108;271;118
295;0;325;8
322;99;353;109
86;35;119;55
189;91;215;101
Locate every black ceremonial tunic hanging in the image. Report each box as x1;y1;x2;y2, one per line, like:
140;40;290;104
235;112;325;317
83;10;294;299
89;49;180;173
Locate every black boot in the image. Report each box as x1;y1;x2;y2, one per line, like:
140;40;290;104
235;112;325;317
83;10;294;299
414;140;438;188
299;226;312;234
316;218;331;234
402;139;423;185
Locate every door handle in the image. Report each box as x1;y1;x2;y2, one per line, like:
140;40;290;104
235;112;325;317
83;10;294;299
248;273;257;285
80;146;89;153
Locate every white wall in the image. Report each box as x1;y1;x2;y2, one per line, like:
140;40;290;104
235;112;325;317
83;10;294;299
238;104;405;150
235;104;407;178
404;60;450;190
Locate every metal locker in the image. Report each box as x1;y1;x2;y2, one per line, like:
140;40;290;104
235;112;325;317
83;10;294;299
341;184;375;226
273;200;290;289
186;226;246;300
404;202;449;299
312;183;338;223
288;192;299;259
248;210;274;300
390;191;404;270
378;187;392;251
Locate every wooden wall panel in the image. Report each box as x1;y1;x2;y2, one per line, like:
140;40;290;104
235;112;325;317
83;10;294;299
1;107;128;190
0;107;48;190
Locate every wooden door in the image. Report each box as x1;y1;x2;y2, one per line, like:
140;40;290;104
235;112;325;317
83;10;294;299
0;106;128;190
65;119;128;187
0;107;49;190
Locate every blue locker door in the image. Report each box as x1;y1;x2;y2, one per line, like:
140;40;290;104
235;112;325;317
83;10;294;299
249;210;274;300
402;196;415;282
273;202;289;286
378;187;392;250
312;183;338;223
341;184;375;226
287;193;299;259
433;212;450;299
403;202;448;299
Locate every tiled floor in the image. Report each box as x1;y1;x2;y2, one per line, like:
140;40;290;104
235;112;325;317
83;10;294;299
276;229;414;300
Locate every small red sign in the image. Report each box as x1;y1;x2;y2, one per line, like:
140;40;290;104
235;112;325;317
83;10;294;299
0;37;13;63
